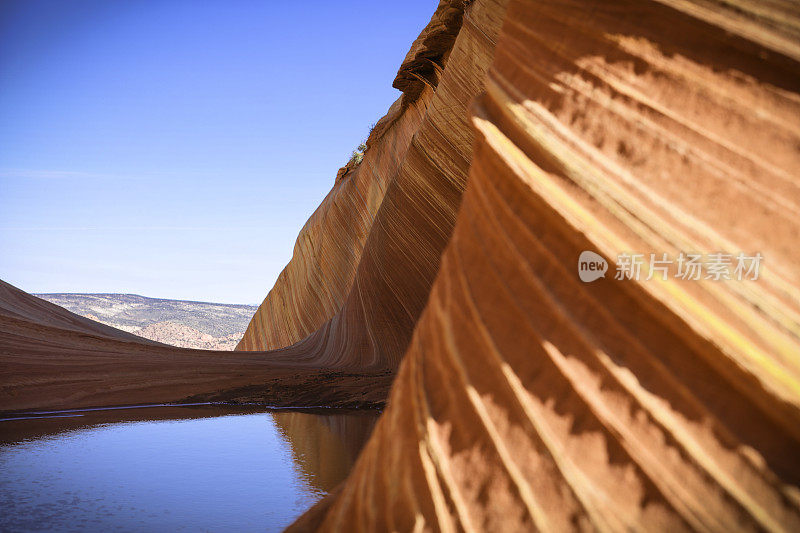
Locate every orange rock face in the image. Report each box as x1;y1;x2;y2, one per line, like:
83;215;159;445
238;0;510;372
0;279;391;411
236;95;426;351
2;0;799;529
290;0;800;530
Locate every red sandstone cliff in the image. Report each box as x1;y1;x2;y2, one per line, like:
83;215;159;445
289;0;800;530
2;0;799;529
237;0;509;372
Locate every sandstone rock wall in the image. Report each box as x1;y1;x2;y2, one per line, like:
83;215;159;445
0;279;390;411
238;0;509;371
236;95;426;351
3;0;799;527
290;0;800;530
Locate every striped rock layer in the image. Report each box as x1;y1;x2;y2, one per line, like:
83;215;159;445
289;0;800;530
238;0;510;371
1;0;798;529
235;95;425;351
0;278;392;411
0;0;507;410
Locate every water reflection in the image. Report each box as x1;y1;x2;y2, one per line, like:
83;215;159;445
0;404;266;445
0;405;379;531
271;410;378;493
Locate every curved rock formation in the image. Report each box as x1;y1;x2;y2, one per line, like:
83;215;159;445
0;279;391;411
238;0;509;371
2;0;509;409
2;0;505;410
290;0;800;530
3;0;800;529
236;95;426;351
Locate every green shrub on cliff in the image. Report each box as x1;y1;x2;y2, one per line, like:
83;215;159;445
348;142;367;166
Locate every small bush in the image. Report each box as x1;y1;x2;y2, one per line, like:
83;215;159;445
348;141;367;166
346;125;372;168
348;150;364;166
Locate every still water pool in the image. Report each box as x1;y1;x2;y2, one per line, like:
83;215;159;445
0;405;378;532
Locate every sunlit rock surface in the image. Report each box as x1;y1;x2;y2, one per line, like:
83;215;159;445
2;0;799;529
236;96;426;352
238;0;509;372
289;0;800;530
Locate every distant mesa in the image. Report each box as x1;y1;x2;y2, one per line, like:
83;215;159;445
35;293;256;350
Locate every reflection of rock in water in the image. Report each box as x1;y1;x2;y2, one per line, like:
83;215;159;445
271;411;379;494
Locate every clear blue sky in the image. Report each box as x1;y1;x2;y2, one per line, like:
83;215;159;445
0;1;435;304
